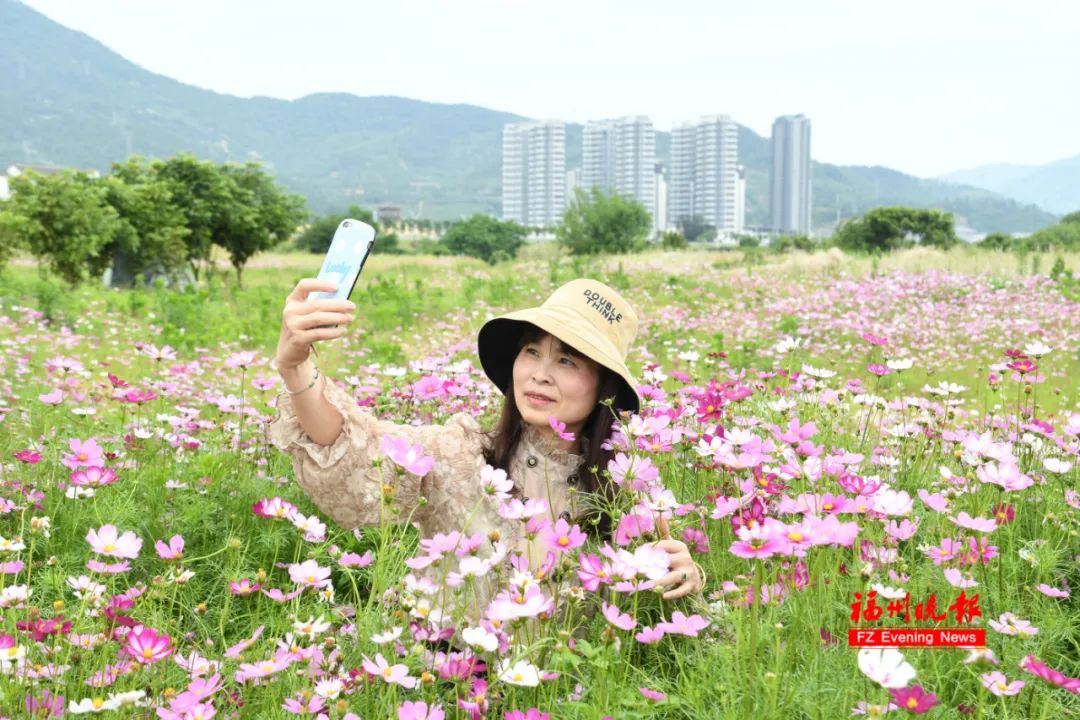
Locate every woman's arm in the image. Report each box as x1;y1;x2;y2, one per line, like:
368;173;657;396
274;277;355;445
279;358;341;446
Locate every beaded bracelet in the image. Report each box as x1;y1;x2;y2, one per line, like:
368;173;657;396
286;363;320;396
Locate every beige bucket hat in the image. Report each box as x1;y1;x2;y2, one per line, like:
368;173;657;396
477;278;641;414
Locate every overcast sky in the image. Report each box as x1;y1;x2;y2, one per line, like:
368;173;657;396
22;0;1080;177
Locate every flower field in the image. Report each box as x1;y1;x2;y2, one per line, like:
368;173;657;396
0;246;1078;719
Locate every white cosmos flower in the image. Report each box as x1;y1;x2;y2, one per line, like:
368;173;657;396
870;583;907;600
871;488;913;516
498;658;541;687
774;336;802;354
801;363;836;378
857;648;917;688
886;358;914;371
68;696;121;713
370;626;403;645
462;626;499;653
1043;457;1073;474
315;678;344;699
1023;341;1052;357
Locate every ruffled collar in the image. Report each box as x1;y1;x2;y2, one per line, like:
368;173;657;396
518;422;584;468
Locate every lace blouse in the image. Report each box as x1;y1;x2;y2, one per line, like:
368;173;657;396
267;373;590;616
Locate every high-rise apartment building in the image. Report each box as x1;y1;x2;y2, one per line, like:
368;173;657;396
501;120;566;227
668;115;739;233
770;114;812;235
581;116;656;221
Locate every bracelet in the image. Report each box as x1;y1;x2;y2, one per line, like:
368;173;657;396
286;364;320;396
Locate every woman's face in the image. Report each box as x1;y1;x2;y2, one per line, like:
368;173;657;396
512;333;600;443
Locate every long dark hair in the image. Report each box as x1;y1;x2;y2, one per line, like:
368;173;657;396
482;324;623;529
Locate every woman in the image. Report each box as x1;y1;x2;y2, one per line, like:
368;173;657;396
268;277;703;623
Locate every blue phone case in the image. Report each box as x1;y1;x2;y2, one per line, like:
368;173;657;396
311;219;377;302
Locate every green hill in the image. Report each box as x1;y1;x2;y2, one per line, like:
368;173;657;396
0;0;1058;232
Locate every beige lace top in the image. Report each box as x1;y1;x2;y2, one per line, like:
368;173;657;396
267;373;590;619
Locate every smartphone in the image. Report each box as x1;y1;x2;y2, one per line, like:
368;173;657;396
310;219;377;303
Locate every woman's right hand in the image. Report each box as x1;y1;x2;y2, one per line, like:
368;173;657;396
275;279;357;371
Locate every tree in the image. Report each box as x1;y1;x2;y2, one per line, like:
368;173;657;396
979;232;1014;251
440;214;527;264
215;162;307;285
833;207;959;252
0;203;26;272
294;205;399;255
676;215;716;244
660;230;687;249
103;157;191;287
557;187;651;255
2;170;120;284
154;154;234;280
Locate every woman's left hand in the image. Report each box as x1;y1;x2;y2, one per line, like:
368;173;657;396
652;516;704;600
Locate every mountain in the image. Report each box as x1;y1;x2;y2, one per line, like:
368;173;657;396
939;156;1080;216
0;0;1059;232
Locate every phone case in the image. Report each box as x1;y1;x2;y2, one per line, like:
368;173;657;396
311;219;377;303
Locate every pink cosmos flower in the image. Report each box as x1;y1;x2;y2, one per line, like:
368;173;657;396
480;465;513;500
772;519;818;557
14;449;42;464
884;519;919;542
339;551;373;568
262;586;306;602
614;511;655;546
949;512;997;533
288;560;331;589
635;625;665;644
504;710;549;720
229;579;262;596
711;496;741;520
124;626;173;664
62;438;104;469
1035;583;1069;598
889;685;939;714
577;553;613;592
943;568;977;588
989;613;1038;638
70;466;118;488
867;363;892;377
602;602;636;631
154;535;184;561
39;388;63;405
399;700;446;720
1018;655;1080;694
917;489;949;512
235;654;292;683
639;688;667;702
657;611;710;637
224;625;264;658
608;452;658;491
981;671;1024;696
86;525;142;559
252;496;298;520
283;692;326;716
86;559;130;574
729;524;782;560
486;585;554;622
540;518;586;554
1;560;24;575
976;462;1034;491
381;436;435;476
363;653;418;688
548;416;575;442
